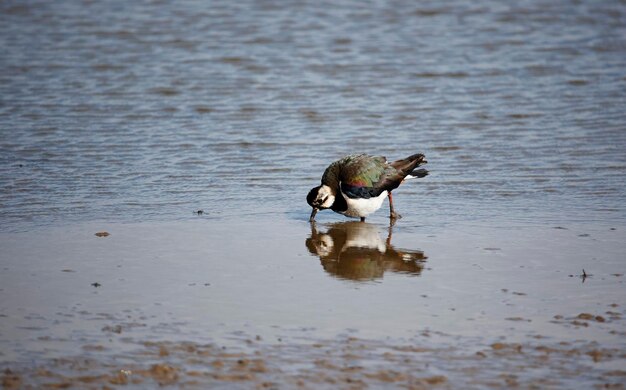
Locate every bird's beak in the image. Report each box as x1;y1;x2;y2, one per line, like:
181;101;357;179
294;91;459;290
309;208;318;222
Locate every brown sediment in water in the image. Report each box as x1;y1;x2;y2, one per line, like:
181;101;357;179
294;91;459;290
2;337;625;388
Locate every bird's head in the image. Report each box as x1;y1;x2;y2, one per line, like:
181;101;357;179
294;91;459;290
306;185;335;221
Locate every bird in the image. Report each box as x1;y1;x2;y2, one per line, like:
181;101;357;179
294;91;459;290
307;153;428;222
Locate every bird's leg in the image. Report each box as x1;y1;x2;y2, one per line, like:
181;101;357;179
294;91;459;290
388;192;402;220
360;217;365;222
386;221;394;247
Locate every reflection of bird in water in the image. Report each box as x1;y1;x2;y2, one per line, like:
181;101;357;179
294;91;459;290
305;221;427;281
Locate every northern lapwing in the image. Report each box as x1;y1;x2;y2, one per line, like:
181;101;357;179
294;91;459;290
307;153;428;222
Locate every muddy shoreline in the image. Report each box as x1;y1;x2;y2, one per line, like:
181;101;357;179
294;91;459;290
1;219;624;388
3;334;625;388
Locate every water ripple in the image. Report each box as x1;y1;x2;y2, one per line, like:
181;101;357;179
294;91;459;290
0;0;625;230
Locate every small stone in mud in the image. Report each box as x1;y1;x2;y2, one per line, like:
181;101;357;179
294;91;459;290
423;376;447;385
91;282;101;287
2;369;22;389
578;234;590;237
587;350;607;363
490;343;522;353
95;232;110;237
505;317;531;322
512;292;526;296
196;210;204;215
102;325;122;334
82;344;105;351
577;313;594;320
109;371;130;385
148;364;179;386
61;269;76;273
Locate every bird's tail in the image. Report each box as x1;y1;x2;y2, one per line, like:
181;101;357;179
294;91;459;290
390;153;428;178
390;153;427;171
407;168;429;179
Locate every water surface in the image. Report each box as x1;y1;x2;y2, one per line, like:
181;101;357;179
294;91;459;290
1;0;624;229
1;0;625;387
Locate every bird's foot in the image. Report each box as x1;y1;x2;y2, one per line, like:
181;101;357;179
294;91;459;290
390;212;402;220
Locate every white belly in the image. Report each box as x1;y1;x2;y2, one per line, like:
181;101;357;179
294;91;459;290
341;191;388;218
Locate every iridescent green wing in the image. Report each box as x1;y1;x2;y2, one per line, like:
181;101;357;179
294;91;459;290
340;154;388;188
338;155;396;199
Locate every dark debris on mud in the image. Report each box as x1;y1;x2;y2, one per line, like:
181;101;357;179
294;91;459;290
2;336;625;389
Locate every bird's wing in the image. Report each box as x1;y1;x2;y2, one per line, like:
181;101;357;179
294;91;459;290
339;155;394;199
340;155;387;187
340;153;428;199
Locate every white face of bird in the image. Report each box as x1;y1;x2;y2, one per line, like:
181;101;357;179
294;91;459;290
313;185;335;209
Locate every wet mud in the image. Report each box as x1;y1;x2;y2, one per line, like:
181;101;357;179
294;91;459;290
2;335;625;389
1;220;625;388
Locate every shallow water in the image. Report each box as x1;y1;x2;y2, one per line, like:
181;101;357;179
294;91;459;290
1;0;625;229
0;219;624;386
1;0;625;387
